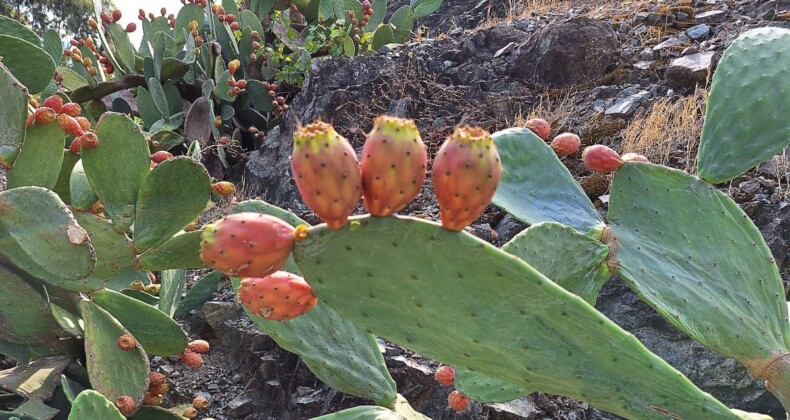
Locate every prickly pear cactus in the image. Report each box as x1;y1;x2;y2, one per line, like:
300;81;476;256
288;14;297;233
68;390;125;420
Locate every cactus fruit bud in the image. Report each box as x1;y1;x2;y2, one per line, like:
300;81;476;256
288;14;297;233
225;14;235;23
582;145;624;173
112;9;122;22
126;22;137;32
117;333;136;351
183;407;198;419
291;121;362;229
151;151;173;164
621;152;649;163
68;138;82;154
230;21;240;31
129;280;145;290
434;366;455;385
448;391;469;411
149;372;167;388
42;95;64;112
80;132;100;149
211;181;235;196
432;126;502;231
360;116;427;216
187;340;210;354
60;103;81;117
179;350;204;369
100;12;111;24
228;59;240;74
59;114;84;136
193;396;209;410
525;118;550;140
144;284;160;296
550;133;581;156
87;200;104;215
200;213;296;277
142;393;164;406
238;272;318;321
88;18;98;29
33;107;56;124
76;117;91;131
214;116;222;127
114;396;135;416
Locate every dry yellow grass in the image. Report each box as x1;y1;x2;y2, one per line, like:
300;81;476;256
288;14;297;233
510;89;578;134
621;88;707;172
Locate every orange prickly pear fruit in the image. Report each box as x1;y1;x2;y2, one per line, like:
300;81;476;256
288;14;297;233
290;121;361;229
80;132;100;149
42;95;63;112
550;133;581;156
431;126;502;231
193;396;209;410
187;340;210;354
33;107;57;124
211;181;235;197
434;365;455;385
117;333;137;351
58;114;84;136
76;117;91;131
582;145;624;173
114;395;136;415
448;391;469;411
238;271;318;321
60;102;82;117
525;118;550;140
200;213;298;277
179;350;204;369
150;151;173;163
360;116;427;216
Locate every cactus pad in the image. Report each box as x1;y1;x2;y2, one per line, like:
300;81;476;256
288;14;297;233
68;390;125;420
137;231;205;271
0;264;61;345
6;122;64;189
491;128;604;235
454;368;531;403
0;35;56;94
0;62;26;162
73;211;136;283
69;160;99;211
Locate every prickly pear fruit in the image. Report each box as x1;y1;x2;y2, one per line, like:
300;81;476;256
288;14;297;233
0;146;19;170
60;102;81;117
448;391;469;412
435;365;455;385
58;114;84;136
42;95;63;112
179;350;204;369
76;117;91;131
150;151;173;164
142;393;164;406
80;132;100;149
149;372;167;388
33;107;56;124
360;116;427;216
68;138;82;154
582;145;624;173
290;121;361;229
117;333;136;351
144;284;160;296
550;133;581;156
193;396;209;410
87;200;105;215
525;118;550;140
200;213;296;277
129;280;145;290
114;395;136;416
187;340;210;354
432;127;502;231
183;407;198;419
211;181;235;197
622;152;649;163
238;271;318;322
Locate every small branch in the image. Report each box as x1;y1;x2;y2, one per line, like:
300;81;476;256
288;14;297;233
70;74;147;103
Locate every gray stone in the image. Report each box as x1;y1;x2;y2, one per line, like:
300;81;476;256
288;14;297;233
653;37;686;51
633;60;654;70
696;10;727;23
605;90;650;117
640;47;656;60
664;51;716;87
228;396;254;417
686;24;712;40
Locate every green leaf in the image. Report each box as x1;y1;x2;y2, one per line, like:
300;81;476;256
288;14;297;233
246;80;274;113
159;269;186;317
50;303;84;338
73;211;137;285
6;123;64;190
174;271;223;319
343;36;356;56
129;405;188;419
410;0;442;18
388;5;414;32
372;24;394;50
135;87;160;129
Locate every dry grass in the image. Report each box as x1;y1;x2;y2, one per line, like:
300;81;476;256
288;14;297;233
621;88;707;172
510;89;579;134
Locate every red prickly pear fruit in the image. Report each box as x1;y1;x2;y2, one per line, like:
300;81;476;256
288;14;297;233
200;213;297;277
26;113;34;128
291;121;362;229
142;392;164;406
112;9;122;22
33;107;57;124
434;365;455;385
42;95;63;112
550;133;580;157
150;151;173;163
230;21;240;31
224;14;235;23
582;145;624;173
183;407;198;419
621;152;649;163
432;126;503;231
76;117;91;131
117;333;137;351
448;391;469;412
149;372;167;388
60;102;82;117
211;181;235;197
187;339;210;354
68;138;82;154
360;116;427;216
80;132;100;149
114;395;136;416
179;350;204;369
126;22;137;32
238;271;318;322
100;12;111;24
525;118;550;140
193;396;209;410
58;114;84;136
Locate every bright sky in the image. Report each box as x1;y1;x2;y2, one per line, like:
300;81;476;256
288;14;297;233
114;0;184;46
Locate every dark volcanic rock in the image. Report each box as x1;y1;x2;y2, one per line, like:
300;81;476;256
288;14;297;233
512;17;620;88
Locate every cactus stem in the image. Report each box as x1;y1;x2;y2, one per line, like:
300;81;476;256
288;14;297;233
751;353;790;413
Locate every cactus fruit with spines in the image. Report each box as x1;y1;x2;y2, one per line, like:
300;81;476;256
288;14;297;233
238;271;318;321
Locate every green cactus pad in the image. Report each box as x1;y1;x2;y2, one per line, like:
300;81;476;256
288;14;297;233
159;269;186;317
0;264;61;345
0;15;41;46
246;80;275;113
92;288;188;356
150;130;184;152
136;87;160;129
107;23;137;74
293;216;743;419
0;355;72;400
137;231;204;271
6;123;65;190
50;303;84;338
608;163;788;364
0;35;56;93
74;211;136;282
121;289;160;306
42;29;62;63
174;4;205;44
67;390;125;420
372;25;395;50
61;375;87;404
56;67;89;91
173;270;223;319
502;222;610;304
69;160;99;211
491;128;605;235
697;28;790;184
0;187;97;287
454;368;531;403
134;157;210;250
314;395;428;419
82;113;151;232
105;269;152;292
4;399;59;419
80;300;149;405
184;97;211;145
234;200;308;227
53;152;79;205
0;62;26;159
129;405;188;419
